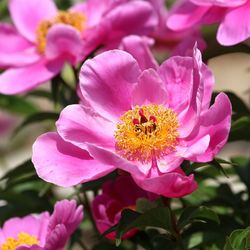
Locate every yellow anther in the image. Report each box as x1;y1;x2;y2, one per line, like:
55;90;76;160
1;232;39;250
115;104;179;163
36;11;86;54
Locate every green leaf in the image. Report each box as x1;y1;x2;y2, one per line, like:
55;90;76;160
136;198;156;213
229;116;250;142
178;206;220;229
80;171;117;192
0;94;38;115
25;90;52;100
231;157;250;192
224;227;250;250
0;160;36;186
210;159;229;178
110;207;175;245
13;112;59;136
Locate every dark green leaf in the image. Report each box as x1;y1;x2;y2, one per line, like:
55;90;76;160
115;207;174;245
229;116;250;142
0;160;34;182
81;171;118;192
178;206;219;229
25;90;52;100
13;112;59;136
223;227;250;250
0;94;38;115
136;198;156;213
231;157;250;192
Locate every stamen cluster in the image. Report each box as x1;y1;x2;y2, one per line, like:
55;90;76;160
1;232;39;250
36;11;86;53
115;104;179;163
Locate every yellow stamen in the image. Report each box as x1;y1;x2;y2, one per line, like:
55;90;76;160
36;11;87;54
1;232;39;250
115;104;179;163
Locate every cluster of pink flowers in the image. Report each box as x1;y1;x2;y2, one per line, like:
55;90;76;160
0;0;240;246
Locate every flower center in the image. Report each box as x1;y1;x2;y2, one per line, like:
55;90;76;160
115;104;179;163
1;232;39;250
36;11;87;54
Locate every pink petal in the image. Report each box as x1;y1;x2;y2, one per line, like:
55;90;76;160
167;1;209;31
0;23;31;52
0;47;41;68
79;50;141;122
185;93;232;162
177;47;204;137
190;0;247;7
120;35;158;71
158;48;206;136
44;224;67;250
0;59;63;95
0;23;40;67
32;132;116;187
1;213;50;244
133;169;197;198
9;0;58;42
171;31;207;57
17;245;43;250
158;56;193;111
103;1;157;41
71;0;112;27
132;68;168;106
86;144;142;177
46;200;83;242
200;64;214;109
45;24;84;65
56;104;115;149
177;135;211;159
217;2;250;45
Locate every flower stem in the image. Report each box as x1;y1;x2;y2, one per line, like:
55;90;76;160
164;198;186;250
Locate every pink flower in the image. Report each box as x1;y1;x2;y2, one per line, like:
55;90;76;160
147;0;206;55
0;0;156;95
0;200;83;250
32;38;231;197
92;175;157;240
167;0;250;46
0;111;15;136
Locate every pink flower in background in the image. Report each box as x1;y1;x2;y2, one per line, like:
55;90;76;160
0;111;15;136
147;0;206;55
0;0;156;95
92;175;157;240
0;200;83;250
32;37;231;197
167;0;250;46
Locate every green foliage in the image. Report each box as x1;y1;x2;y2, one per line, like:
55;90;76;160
224;227;250;250
13;112;59;136
0;94;38;115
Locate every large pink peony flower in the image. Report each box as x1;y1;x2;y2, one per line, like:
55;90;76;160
32;37;231;197
167;0;250;46
92;175;157;240
0;0;156;95
0;200;83;250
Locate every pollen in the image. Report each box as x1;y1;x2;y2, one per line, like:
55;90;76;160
114;104;179;163
1;232;39;250
36;11;87;54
